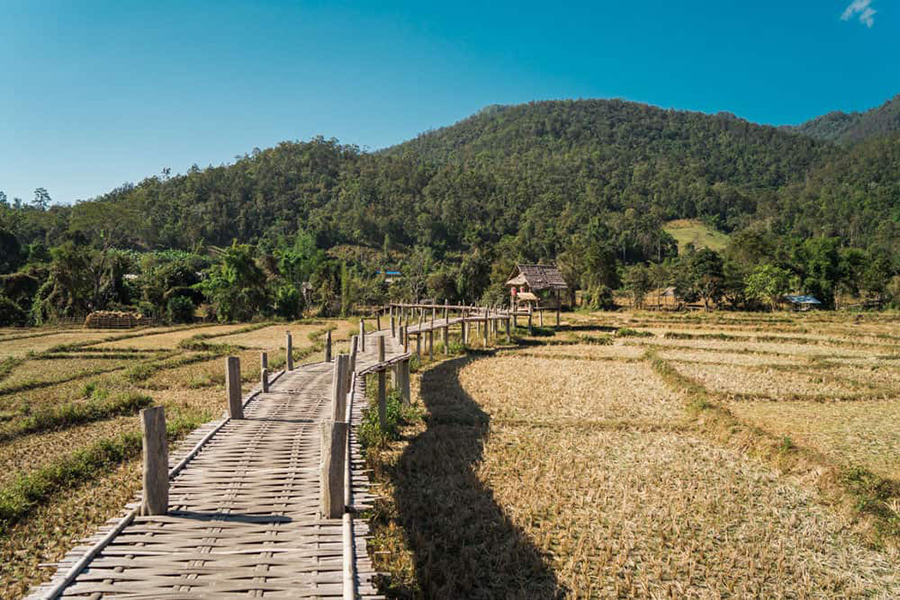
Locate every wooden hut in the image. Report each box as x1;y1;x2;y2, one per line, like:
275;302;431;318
505;264;569;323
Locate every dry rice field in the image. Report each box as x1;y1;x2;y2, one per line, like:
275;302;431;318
367;310;900;599
0;318;349;599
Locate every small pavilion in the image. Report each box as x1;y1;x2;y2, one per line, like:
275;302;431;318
505;264;569;326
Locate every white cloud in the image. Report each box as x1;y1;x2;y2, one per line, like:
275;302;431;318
842;0;876;27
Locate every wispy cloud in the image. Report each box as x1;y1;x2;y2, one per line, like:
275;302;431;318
842;0;876;28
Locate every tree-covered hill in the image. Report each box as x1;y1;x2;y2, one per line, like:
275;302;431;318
0;96;898;323
789;94;900;145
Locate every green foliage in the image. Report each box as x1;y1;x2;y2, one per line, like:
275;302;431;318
0;295;27;326
358;389;418;450
615;327;653;338
166;295;195;324
198;242;268;321
745;264;792;310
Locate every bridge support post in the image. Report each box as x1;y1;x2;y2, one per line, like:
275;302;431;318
391;315;396;338
320;420;346;519
400;359;411;405
428;329;434;362
140;406;168;516
325;330;332;363
349;336;358;380
359;320;366;352
286;332;293;371
376;311;381;332
461;319;467;346
506;316;511;344
260;352;269;392
332;354;348;421
226;356;243;419
442;325;449;354
415;333;421;360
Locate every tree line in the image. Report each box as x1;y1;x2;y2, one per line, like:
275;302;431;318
0;99;897;324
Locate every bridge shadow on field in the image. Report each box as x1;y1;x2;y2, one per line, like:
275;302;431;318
384;354;565;599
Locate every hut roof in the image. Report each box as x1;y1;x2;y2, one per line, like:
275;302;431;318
505;264;568;291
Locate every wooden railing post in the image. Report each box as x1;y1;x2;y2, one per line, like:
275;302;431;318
415;333;421;360
442;324;449;354
377;335;385;363
461;318;467;346
325;330;332;363
332;354;348;421
505;316;511;344
428;329;434;361
400;359;411;405
286;331;294;371
320;420;346;519
226;356;243;419
391;315;396;338
260;351;269;392
140;406;168;516
376;311;382;332
483;311;489;347
359;320;366;352
349;336;358;380
528;306;534;335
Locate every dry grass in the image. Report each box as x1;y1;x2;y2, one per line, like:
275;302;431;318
656;348;806;367
480;426;899;598
0;415;138;489
0;459;142;599
0;331;124;358
669;361;870;400
365;311;900;598
459;356;686;426
0;356;138;395
91;323;246;350
728;399;900;480
512;343;646;361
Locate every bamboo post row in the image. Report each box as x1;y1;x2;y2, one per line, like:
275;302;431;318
225;356;243;419
140;406;168;516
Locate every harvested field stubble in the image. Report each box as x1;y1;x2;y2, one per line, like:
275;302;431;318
480;426;900;598
366;312;900;598
459;355;686;425
670;361;876;400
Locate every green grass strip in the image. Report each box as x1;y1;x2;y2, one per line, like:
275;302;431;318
0;411;207;533
0;391;153;443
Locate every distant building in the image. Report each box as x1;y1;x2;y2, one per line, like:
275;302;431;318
377;269;402;284
505;264;569;310
782;294;822;311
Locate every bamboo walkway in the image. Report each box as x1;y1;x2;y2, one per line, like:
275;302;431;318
27;332;405;600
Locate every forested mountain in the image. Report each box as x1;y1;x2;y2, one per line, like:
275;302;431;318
790;94;900;145
1;96;898;324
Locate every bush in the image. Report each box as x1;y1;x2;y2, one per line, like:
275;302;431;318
166;295;195;324
615;327;653;338
0;295;27;326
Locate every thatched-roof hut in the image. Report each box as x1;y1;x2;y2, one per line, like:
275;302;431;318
505;264;569;327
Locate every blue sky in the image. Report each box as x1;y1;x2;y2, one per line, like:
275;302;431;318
1;0;895;205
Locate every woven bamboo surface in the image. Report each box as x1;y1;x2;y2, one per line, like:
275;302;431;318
27;333;400;599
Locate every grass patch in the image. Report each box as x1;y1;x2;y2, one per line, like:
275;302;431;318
0;410;205;534
615;327;654;338
0;390;153;442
